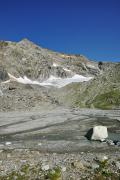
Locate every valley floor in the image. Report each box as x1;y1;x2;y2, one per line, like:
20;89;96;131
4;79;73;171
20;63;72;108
0;107;120;179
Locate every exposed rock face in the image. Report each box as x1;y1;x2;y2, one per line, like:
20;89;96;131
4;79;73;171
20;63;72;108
0;39;120;111
0;39;99;81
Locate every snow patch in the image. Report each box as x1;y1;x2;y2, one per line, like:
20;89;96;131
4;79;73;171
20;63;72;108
7;73;93;88
63;68;71;72
22;57;27;61
38;74;93;88
8;73;40;85
5;142;12;146
53;63;59;67
53;63;72;72
87;64;96;69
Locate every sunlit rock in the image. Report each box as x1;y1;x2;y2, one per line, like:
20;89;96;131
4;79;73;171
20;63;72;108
86;126;108;141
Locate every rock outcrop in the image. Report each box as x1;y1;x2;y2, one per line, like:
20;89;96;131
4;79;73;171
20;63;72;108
0;39;100;80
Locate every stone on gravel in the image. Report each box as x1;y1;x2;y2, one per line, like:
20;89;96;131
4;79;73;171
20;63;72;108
106;139;114;145
41;164;50;171
7;153;11;158
91;163;99;169
71;161;85;170
38;143;42;146
96;155;108;162
86;126;108;141
5;142;12;146
116;141;120;146
61;166;66;172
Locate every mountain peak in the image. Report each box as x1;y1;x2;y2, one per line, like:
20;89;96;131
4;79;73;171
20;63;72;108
17;38;36;47
19;38;32;43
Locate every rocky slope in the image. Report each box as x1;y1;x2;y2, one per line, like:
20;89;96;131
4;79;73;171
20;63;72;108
52;63;120;109
0;39;99;80
0;39;120;111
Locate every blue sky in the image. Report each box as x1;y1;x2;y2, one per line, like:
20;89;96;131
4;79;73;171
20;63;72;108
0;0;120;62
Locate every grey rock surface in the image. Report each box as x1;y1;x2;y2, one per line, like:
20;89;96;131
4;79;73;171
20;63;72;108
0;107;120;152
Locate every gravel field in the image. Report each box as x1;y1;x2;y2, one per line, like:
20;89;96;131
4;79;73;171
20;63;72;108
0;149;120;179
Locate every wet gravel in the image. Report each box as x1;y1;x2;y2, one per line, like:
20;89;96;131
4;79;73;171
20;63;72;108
0;107;120;152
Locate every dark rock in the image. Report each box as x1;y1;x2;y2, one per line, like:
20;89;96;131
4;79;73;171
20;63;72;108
85;128;93;140
0;66;8;81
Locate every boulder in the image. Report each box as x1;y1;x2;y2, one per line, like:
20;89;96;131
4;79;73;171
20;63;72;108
86;126;108;141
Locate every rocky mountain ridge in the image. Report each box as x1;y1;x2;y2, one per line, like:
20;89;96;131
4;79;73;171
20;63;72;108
0;39;120;111
0;39;100;80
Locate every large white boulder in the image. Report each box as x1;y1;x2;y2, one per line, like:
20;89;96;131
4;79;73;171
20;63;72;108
91;126;108;141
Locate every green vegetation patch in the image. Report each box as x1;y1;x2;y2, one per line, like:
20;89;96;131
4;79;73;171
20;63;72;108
45;167;61;180
0;164;61;180
93;159;120;180
0;41;8;48
93;89;120;109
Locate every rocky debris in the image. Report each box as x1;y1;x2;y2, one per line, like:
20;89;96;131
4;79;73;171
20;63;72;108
91;163;99;169
61;166;66;172
41;164;50;171
106;139;120;146
106;139;115;146
95;155;108;163
0;149;120;179
0;81;60;112
116;161;120;169
85;126;108;141
71;161;85;170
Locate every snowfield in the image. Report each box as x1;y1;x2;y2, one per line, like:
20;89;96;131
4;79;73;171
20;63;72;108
4;73;93;88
